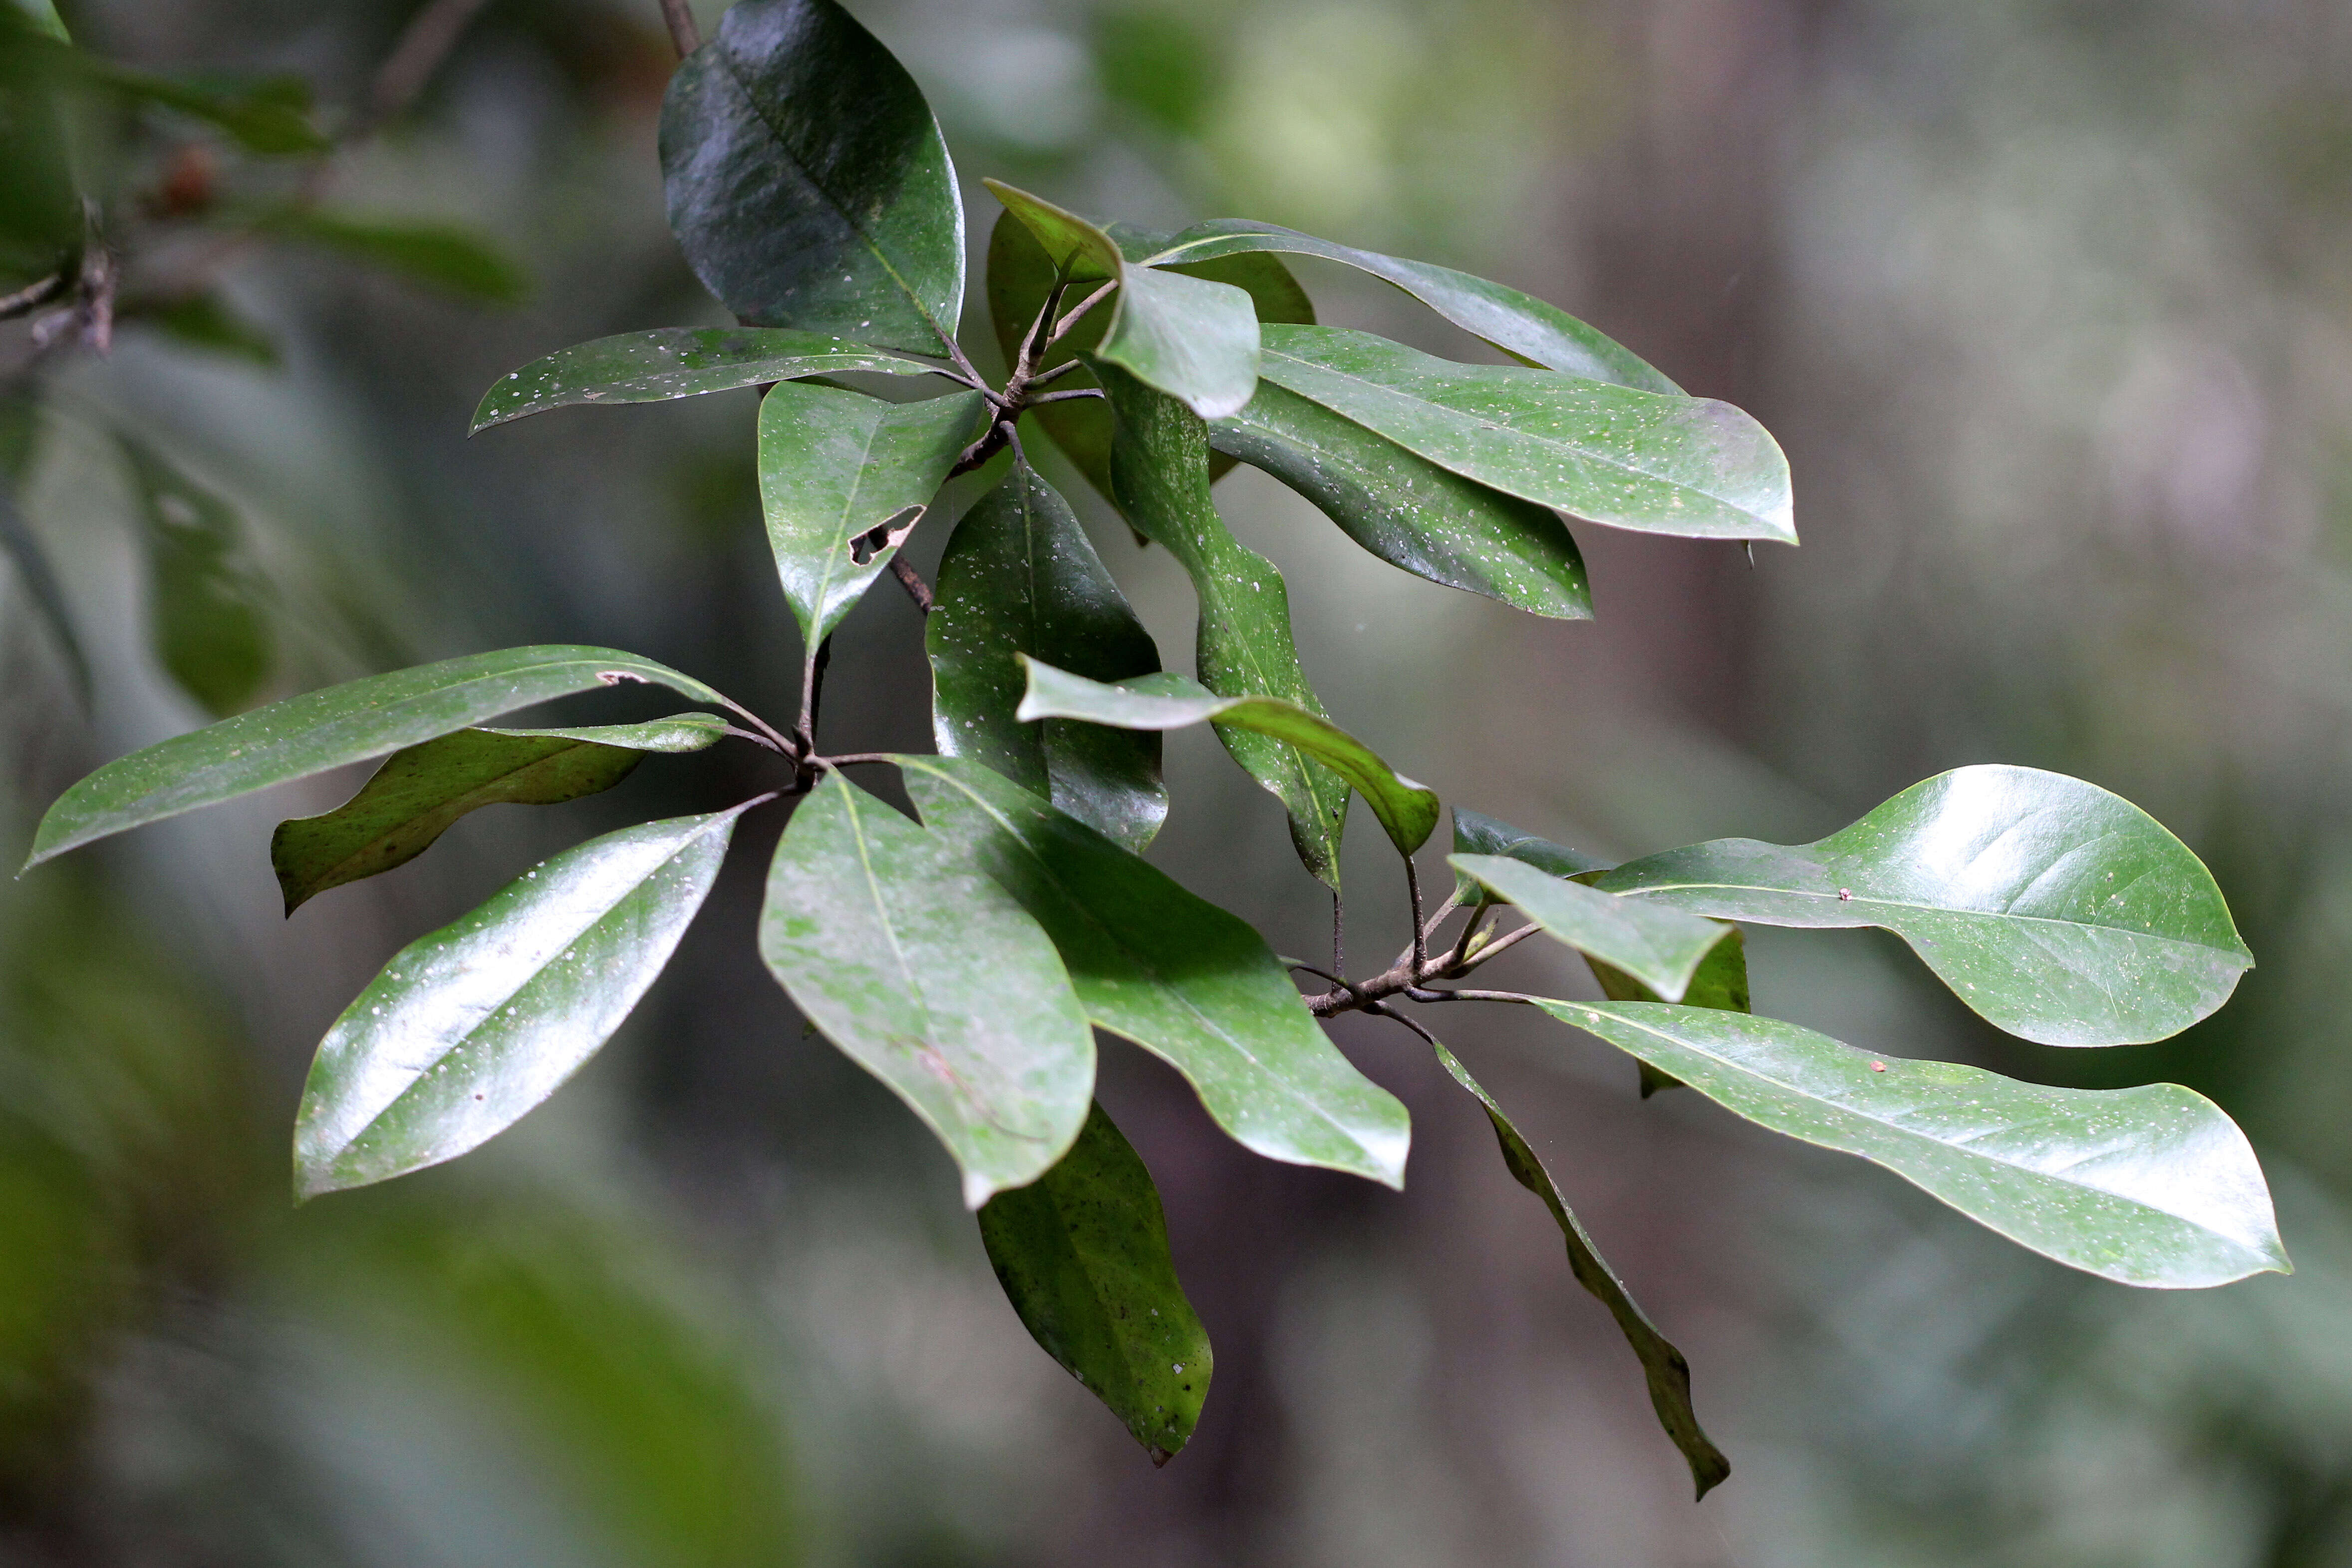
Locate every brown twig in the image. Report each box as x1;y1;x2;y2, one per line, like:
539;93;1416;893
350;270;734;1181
357;0;500;141
0;270;70;321
657;0;701;55
887;554;933;615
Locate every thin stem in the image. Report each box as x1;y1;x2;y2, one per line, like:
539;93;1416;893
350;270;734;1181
1027;388;1104;405
357;0;497;140
1026;357;1087;388
1048;280;1118;347
657;0;701;56
1405;856;1428;976
1457;920;1541;969
1367;1001;1442;1049
1411;988;1540;1007
1282;957;1347;988
0;270;68;321
1448;897;1494;970
887;554;934;614
814;752;900;770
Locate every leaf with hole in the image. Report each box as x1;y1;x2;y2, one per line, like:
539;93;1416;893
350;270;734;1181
471;327;937;433
759;773;1094;1207
901;754;1409;1187
978;1101;1212;1462
294;803;750;1198
1452;854;1733;1002
1592;765;2253;1045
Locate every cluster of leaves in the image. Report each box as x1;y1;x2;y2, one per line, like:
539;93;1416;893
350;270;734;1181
18;0;2288;1495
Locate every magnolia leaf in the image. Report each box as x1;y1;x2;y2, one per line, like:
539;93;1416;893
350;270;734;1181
759;773;1094;1207
660;0;963;353
294;804;750;1197
928;465;1166;850
471;327;936;432
1593;766;2254;1045
119;436;272;717
978;1102;1212;1463
901;755;1409;1187
0;395;86;699
1450;807;1609;902
1451;854;1732;1002
1538;1000;2290;1289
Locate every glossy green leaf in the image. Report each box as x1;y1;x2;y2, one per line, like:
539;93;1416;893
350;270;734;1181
1585;929;1749;1098
1256;325;1794;546
23;646;728;870
899;755;1409;1187
760;773;1094;1207
1144;219;1678;393
1450;807;1609;902
270;717;725;915
1019;659;1436;858
1451;854;1732;1003
1209;382;1590;620
471;327;935;433
0;395;86;699
1537;1000;2289;1288
119;436;272;717
262;210;528;304
1097;366;1350;885
757;382;983;644
1431;1039;1727;1497
294;805;747;1197
977;1101;1212;1462
985;211;1312;506
928;465;1165;850
660;0;963;354
1592;766;2254;1046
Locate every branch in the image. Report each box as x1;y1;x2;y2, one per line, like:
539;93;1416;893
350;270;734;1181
658;0;701;56
887;554;934;615
0;270;69;321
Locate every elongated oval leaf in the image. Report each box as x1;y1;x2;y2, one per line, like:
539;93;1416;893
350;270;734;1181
900;755;1409;1187
1144;219;1678;394
1210;381;1589;620
263;210;528;304
1592;766;2253;1045
0;395;87;699
760;773;1094;1207
471;327;935;433
928;466;1166;850
1431;1040;1727;1497
1452;854;1730;1002
294;804;749;1198
23;646;728;870
978;1101;1212;1462
1019;658;1436;858
121;436;272;717
271;717;726;915
1538;1000;2289;1288
1451;807;1609;902
1257;325;1793;546
758;382;984;643
1098;366;1350;885
660;0;963;353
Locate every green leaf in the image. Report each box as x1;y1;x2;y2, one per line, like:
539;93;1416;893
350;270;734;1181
270;717;725;915
1097;366;1350;886
0;396;87;699
262;210;528;304
471;327;936;433
1537;1000;2289;1288
119;436;273;717
977;1101;1212;1463
1255;326;1793;546
927;465;1166;850
1143;219;1678;393
756;382;983;644
1209;382;1590;620
127;292;281;367
984;181;1259;421
82;60;327;155
660;0;963;354
1430;1039;1727;1497
293;804;748;1198
1019;658;1436;859
22;645;729;870
7;0;68;43
1450;807;1609;902
1584;928;1749;1098
759;773;1094;1207
984;211;1312;507
1450;854;1732;1003
1592;766;2254;1046
899;755;1409;1187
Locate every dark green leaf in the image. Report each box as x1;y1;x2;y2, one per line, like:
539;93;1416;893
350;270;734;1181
0;395;86;699
759;773;1094;1207
977;1102;1212;1462
1097;366;1350;886
1450;807;1609;902
659;0;963;353
8;0;67;42
23;645;729;869
1431;1039;1727;1497
928;465;1165;850
471;326;936;433
1592;766;2254;1045
293;804;749;1198
900;755;1409;1187
1451;854;1732;1002
1254;326;1793;545
262;210;529;304
0;21;79;283
271;717;725;914
1536;1000;2290;1288
1209;382;1590;620
1144;219;1678;393
82;59;327;155
757;382;982;644
119;436;273;717
1019;658;1437;858
127;292;281;366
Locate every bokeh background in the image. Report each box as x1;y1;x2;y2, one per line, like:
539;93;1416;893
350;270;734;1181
7;0;2352;1563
